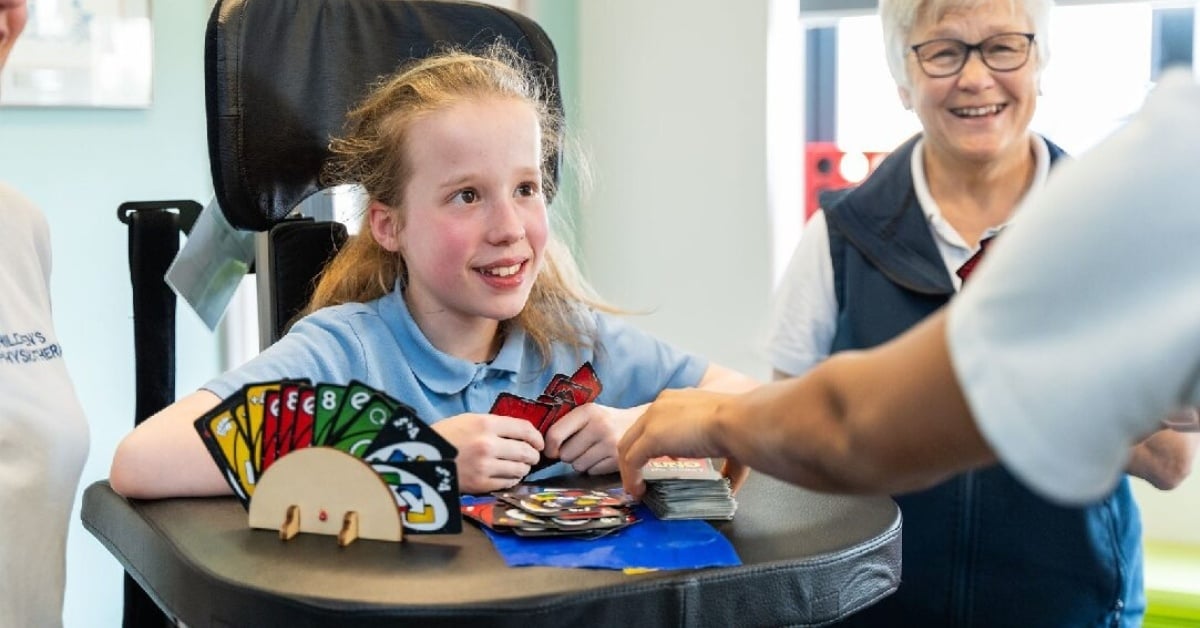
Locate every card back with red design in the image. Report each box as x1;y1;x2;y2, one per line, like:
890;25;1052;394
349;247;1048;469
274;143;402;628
491;392;554;432
569;362;602;402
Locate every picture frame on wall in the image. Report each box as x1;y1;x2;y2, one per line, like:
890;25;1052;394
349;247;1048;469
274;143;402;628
0;0;153;108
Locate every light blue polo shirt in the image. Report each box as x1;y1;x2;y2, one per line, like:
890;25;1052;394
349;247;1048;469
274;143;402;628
204;288;708;480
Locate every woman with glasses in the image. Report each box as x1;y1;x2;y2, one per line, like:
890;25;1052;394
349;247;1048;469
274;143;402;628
766;0;1194;625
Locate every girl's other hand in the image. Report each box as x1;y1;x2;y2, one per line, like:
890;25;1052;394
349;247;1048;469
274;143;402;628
544;404;642;476
432;413;544;494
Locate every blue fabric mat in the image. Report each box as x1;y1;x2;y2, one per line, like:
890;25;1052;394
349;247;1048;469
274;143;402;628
462;496;741;571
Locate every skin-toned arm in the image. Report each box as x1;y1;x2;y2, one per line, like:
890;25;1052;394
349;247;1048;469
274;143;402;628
1126;431;1200;491
547;362;761;486
619;311;997;499
776;346;1200;492
109;390;230;498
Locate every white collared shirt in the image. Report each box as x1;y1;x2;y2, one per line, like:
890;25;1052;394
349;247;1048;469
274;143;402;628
766;135;1052;377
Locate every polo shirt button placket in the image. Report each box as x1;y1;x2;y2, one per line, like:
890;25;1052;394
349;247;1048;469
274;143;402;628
468;370;488;409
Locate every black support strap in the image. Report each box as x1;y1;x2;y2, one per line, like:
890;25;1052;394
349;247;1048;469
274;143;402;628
118;199;201;628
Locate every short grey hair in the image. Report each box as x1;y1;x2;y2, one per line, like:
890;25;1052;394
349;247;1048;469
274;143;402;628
879;0;1054;89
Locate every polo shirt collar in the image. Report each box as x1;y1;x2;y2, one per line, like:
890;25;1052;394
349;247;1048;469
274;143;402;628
911;134;1051;250
380;288;527;395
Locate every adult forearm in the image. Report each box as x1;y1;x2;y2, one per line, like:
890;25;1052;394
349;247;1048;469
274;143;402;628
718;313;995;495
1126;430;1199;490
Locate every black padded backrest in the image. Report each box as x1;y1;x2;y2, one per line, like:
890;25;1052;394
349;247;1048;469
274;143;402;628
268;219;349;338
205;0;561;232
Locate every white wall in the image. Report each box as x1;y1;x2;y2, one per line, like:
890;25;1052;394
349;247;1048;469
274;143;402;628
573;0;794;378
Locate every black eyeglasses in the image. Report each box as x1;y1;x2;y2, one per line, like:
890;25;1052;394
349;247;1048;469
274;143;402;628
910;32;1036;78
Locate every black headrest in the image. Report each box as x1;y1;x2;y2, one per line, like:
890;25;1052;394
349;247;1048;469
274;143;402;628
205;0;561;232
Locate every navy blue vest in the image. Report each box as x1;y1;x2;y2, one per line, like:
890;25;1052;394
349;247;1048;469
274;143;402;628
824;136;1144;627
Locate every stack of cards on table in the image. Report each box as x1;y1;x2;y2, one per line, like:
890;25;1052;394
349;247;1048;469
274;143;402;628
462;486;638;539
489;362;602;475
193;379;463;534
640;457;738;521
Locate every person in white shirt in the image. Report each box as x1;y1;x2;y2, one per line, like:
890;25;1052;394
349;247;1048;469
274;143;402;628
747;0;1190;623
0;1;90;625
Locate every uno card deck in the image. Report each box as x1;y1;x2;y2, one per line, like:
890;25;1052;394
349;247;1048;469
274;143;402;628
640;457;738;520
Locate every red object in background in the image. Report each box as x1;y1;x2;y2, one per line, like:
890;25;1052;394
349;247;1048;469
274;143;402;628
804;143;888;219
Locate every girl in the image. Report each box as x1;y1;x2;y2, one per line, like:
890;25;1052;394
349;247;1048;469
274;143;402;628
110;45;756;497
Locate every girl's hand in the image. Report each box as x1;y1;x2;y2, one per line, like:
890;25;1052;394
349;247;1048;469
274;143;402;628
432;413;544;494
544;404;642;476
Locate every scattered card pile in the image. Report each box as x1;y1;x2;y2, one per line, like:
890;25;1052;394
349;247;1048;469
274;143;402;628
194;379;462;534
489;362;602;475
462;485;638;539
641;457;737;520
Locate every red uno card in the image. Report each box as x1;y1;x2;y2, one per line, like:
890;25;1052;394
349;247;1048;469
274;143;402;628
290;386;315;451
568;362;602;403
491;392;554;431
260;390;284;471
536;394;573;434
546;375;592;407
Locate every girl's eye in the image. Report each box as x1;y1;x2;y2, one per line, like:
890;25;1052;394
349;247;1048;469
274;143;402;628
456;189;478;204
516;183;536;197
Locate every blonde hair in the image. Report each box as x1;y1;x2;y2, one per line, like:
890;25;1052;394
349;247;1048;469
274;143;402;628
880;0;1053;90
309;44;611;363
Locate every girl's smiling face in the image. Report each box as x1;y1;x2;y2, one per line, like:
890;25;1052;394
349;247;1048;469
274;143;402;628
382;96;549;340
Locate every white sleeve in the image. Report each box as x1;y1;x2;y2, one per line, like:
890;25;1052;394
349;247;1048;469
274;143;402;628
765;211;838;376
947;70;1200;505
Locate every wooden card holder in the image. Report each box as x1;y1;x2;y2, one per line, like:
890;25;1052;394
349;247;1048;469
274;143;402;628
248;447;403;546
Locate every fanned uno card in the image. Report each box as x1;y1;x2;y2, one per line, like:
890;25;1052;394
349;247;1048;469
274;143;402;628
312;382;348;446
260;390;285;472
319;381;390;451
255;379;312;472
194;396;256;507
243;381;282;468
363;402;457;463
230;402;257;477
327;391;396;456
371;460;462;534
276;382;303;454
266;382;316;469
290;386;316;452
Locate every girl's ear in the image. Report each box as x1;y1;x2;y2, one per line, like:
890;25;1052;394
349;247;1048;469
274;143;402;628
368;200;402;253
